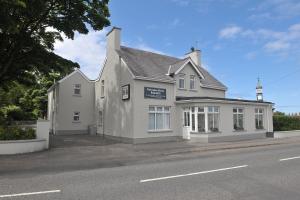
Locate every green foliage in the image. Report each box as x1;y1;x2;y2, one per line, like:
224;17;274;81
0;0;110;87
273;115;300;131
0;126;36;140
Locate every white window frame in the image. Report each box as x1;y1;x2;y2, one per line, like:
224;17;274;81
148;106;171;131
255;108;264;129
183;108;190;127
98;110;103;127
208;106;219;132
190;75;195;90
178;74;185;89
101;80;105;98
74;84;81;95
233;108;244;130
73;111;80;122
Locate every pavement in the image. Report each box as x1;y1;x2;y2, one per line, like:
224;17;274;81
1;135;300;177
1;138;300;199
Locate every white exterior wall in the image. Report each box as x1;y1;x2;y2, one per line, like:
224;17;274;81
132;80;179;143
175;63;225;98
175;101;273;135
95;30;134;141
53;72;95;134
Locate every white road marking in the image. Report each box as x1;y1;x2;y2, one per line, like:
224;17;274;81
279;156;300;162
0;190;61;198
140;165;248;183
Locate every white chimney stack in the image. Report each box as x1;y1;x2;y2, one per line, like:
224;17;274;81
106;27;121;54
185;48;201;66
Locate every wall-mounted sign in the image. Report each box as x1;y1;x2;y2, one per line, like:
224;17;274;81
144;87;166;99
122;84;130;100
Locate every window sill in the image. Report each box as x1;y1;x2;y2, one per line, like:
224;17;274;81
189;89;197;92
73;94;82;97
178;88;187;91
148;129;173;133
72;121;81;124
233;129;246;132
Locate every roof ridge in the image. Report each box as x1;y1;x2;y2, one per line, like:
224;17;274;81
120;45;180;60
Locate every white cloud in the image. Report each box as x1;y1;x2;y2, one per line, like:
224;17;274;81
245;52;257;60
250;0;300;20
264;41;290;52
219;22;300;56
54;29;107;80
219;25;242;39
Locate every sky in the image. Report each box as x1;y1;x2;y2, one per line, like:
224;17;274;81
54;0;300;113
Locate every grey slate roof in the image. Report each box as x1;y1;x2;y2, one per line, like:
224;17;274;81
117;46;227;90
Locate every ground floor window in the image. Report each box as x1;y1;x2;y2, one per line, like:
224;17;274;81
208;106;219;132
197;107;205;132
233;108;244;130
255;108;264;129
98;110;103;127
149;106;170;130
73;112;80;121
183;109;190;127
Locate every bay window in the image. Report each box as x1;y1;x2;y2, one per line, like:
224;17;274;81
148;106;170;131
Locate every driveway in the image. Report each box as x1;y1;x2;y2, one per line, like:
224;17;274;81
49;134;119;148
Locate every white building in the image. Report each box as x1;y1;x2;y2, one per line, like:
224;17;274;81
48;27;274;143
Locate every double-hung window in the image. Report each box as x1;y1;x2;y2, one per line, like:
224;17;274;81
183;108;190;127
179;75;185;89
255;108;264;129
74;84;81;95
148;106;170;131
233;108;244;130
73;112;80;122
208;106;219;132
190;75;195;90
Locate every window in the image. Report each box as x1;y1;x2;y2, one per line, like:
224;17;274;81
190;75;195;90
101;80;104;98
73;112;80;121
179;75;185;89
255;108;264;129
233;108;244;130
98;111;103;127
197;107;205;132
121;84;130;100
74;84;81;95
208;106;219;132
148;106;170;131
183;108;190;127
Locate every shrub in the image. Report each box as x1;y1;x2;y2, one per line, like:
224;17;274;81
273;115;300;131
0;126;36;140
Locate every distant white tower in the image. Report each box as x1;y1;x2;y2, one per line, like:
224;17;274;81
256;78;263;101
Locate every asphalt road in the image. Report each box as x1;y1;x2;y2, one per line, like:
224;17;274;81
1;143;300;200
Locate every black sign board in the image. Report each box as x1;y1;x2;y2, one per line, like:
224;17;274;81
144;87;166;99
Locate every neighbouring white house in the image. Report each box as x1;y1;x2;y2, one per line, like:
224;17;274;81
47;27;274;143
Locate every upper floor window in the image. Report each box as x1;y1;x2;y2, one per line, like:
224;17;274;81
74;84;81;95
190;75;195;90
73;111;80;121
255;108;264;129
179;75;185;89
101;80;105;98
233;108;244;131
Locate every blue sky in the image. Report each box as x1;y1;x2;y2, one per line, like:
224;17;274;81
54;0;300;113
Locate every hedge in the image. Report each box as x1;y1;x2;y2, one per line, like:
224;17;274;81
273;115;300;131
0;126;36;140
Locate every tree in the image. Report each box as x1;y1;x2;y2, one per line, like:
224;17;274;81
0;0;110;87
